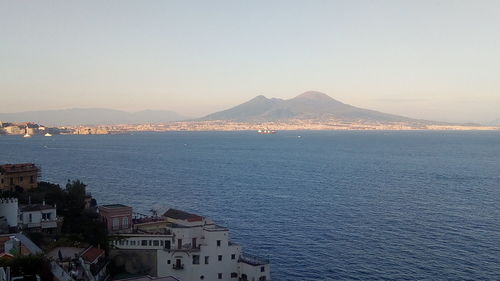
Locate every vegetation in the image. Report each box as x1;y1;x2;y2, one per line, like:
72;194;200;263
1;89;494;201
0;254;52;280
1;180;108;251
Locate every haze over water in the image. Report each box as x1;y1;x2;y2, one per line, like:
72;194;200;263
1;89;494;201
1;131;499;280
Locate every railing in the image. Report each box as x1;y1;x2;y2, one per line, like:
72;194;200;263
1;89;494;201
41;220;58;228
26;222;41;228
172;264;184;270
239;254;270;266
165;244;201;252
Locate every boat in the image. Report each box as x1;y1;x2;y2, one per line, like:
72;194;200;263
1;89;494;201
257;129;277;134
44;133;52;137
23;133;32;138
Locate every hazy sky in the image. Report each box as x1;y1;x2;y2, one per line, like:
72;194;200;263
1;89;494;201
1;0;499;123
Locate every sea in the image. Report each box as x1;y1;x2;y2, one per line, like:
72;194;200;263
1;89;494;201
1;131;499;280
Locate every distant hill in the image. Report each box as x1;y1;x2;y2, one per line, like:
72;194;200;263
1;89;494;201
201;91;433;124
0;108;188;126
488;119;500;126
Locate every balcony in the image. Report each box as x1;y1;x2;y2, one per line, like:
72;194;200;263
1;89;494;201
172;264;184;270
164;244;201;252
41;220;57;229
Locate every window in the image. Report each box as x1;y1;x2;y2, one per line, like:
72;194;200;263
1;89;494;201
141;240;147;246
218;273;222;279
231;254;236;260
29;213;32;223
192;255;200;264
112;218;119;230
149;240;152;246
261;266;265;272
216;240;221;247
30;176;34;183
160;240;164;246
231;272;238;278
122;217;128;229
19;176;23;182
167;260;171;264
200;276;204;280
131;240;136;246
218;255;222;261
10;178;13;185
204;256;209;264
153;240;159;246
259;276;266;281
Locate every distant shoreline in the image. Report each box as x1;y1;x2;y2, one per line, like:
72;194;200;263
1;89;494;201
2;123;500;136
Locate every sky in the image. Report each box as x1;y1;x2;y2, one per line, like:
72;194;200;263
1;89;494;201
1;0;499;123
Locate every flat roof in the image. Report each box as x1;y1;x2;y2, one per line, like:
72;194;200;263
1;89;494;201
163;208;203;222
101;204;130;209
20;204;55;212
0;163;38;174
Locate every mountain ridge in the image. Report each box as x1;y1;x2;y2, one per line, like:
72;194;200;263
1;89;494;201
0;108;188;126
201;91;433;124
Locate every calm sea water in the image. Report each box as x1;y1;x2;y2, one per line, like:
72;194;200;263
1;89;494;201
1;131;500;280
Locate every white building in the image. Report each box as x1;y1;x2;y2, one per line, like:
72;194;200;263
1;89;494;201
110;209;270;281
19;201;58;231
0;198;18;230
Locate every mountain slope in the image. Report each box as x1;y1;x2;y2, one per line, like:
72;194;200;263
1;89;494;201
201;91;425;123
0;108;187;126
488;119;500;126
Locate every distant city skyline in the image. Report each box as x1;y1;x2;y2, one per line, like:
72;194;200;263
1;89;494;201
1;0;499;123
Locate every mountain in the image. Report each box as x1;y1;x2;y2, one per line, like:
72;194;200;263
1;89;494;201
0;108;188;126
201;91;429;123
488;119;500;126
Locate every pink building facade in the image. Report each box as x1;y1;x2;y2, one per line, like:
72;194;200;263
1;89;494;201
98;204;132;233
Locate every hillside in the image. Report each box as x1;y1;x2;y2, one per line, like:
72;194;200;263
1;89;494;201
201;91;430;124
0;108;187;126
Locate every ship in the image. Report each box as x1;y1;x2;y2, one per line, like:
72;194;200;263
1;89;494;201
44;133;52;137
257;129;277;134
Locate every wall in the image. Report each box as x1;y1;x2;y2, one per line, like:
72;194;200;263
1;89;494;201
110;249;158;276
156;226;243;281
240;262;270;281
0;198;18;227
0;170;38;191
98;206;132;233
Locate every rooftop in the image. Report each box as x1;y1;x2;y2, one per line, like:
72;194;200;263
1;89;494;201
0;163;38;174
81;246;104;264
239;254;270;266
163;208;203;222
0;233;42;255
115;275;181;281
100;204;130;209
20;204;55;212
46;246;85;261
